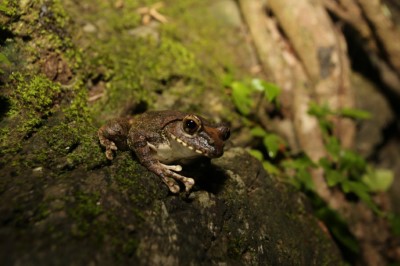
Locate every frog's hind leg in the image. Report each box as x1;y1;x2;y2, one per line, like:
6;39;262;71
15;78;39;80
98;118;131;160
98;131;118;160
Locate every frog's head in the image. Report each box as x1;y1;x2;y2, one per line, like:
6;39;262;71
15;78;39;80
165;114;230;159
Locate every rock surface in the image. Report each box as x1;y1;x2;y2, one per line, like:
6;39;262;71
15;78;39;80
0;1;343;265
0;146;343;265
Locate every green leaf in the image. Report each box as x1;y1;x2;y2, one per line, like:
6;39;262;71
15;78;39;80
316;207;360;254
330;224;360;254
341;180;379;212
388;213;400;236
251;79;281;102
282;156;316;190
248;149;264;161
251;78;265;92
297;169;315;191
282;156;315;170
262;161;280;175
248;149;280;175
231;81;253;115
250;126;267;137
341;180;367;194
308;102;332;119
324;136;341;160
263;82;281;102
308;102;334;133
263;134;283;158
339;108;371;120
222;73;234;87
339;150;367;176
325;170;345;187
319;157;332;170
362;168;394;192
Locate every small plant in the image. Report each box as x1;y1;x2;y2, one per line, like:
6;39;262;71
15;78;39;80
228;78;280;115
228;78;394;260
308;102;393;213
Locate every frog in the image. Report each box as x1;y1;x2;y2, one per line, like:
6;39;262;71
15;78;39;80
98;110;230;193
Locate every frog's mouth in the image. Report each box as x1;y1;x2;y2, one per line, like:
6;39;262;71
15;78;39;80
169;133;205;155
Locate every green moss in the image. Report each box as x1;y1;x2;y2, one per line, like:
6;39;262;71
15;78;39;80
9;72;61;114
45;123;81;155
68;191;103;238
113;154;159;203
0;0;18;18
21;0;73;51
162;0;239;77
151;38;198;78
227;235;246;259
0;73;62;156
34;202;52;222
66;134;104;170
63;88;90;123
121;238;139;256
64;0;237;122
88;33;203;119
66;181;145;256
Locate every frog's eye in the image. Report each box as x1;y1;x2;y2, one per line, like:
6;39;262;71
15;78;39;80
183;115;201;134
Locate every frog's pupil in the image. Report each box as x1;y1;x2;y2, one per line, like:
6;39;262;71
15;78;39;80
184;119;199;134
186;120;196;129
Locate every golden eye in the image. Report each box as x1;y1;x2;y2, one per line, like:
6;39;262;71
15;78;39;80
183;115;201;134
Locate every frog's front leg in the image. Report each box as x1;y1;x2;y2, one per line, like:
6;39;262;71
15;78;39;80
157;162;195;193
129;134;195;193
98;118;132;160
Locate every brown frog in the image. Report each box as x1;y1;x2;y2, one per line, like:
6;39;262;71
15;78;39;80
98;110;230;193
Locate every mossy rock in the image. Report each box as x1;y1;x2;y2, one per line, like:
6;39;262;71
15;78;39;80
0;1;343;265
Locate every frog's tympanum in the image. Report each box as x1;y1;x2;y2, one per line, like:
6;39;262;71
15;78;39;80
98;110;230;193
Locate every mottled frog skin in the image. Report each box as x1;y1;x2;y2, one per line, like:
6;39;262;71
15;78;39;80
98;110;230;193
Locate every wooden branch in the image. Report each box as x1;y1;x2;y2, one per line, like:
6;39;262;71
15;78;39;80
323;0;376;50
268;0;355;148
324;0;400;98
238;0;330;181
357;0;400;73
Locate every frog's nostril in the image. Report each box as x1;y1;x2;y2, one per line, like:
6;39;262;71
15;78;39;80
220;127;230;141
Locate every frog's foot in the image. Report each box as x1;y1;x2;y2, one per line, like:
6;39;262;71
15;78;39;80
169;172;195;193
157;163;195;193
103;141;118;160
162;177;180;194
98;133;118;160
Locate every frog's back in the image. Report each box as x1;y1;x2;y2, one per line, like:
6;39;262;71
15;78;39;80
131;110;186;132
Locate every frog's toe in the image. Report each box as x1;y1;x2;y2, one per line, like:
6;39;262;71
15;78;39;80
168;171;195;193
161;163;182;172
183;178;195;192
109;142;118;150
105;149;114;160
165;178;180;193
